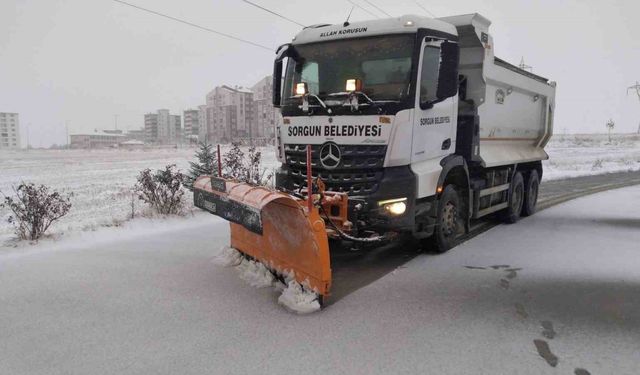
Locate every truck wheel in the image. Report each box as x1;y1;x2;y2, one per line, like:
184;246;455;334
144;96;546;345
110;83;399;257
501;172;524;224
522;170;539;217
427;185;462;253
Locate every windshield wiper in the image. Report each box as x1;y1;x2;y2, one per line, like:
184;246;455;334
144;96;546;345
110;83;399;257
308;94;330;111
289;94;333;114
326;91;400;104
325;91;400;111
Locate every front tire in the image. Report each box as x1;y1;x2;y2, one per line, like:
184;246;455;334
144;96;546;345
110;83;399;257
522;170;539;217
427;185;462;253
501;171;524;224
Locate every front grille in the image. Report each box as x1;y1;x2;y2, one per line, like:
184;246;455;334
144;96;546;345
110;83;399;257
284;144;387;195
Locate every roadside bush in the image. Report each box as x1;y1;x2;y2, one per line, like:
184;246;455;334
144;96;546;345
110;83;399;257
134;164;185;215
0;183;72;240
184;142;218;191
222;143;272;186
591;159;604;170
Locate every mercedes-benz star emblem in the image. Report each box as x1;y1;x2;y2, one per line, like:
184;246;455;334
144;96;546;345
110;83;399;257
319;142;341;169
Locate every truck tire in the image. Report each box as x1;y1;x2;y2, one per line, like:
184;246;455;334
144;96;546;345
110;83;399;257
426;185;461;253
522;170;539;217
501;171;524;224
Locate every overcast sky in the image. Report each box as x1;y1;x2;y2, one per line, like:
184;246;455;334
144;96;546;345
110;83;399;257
1;0;639;147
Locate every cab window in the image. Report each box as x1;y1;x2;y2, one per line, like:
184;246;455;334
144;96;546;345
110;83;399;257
420;46;441;106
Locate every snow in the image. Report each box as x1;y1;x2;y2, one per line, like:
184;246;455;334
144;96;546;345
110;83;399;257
543;133;640;180
277;278;322;314
0;210;217;257
0;146;278;245
235;257;276;288
120;140;145;145
1;134;638;245
212;245;320;313
211;245;243;267
1;184;639;373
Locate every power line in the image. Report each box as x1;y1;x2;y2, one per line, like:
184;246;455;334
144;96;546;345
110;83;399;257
361;0;392;17
346;0;380;19
111;0;272;51
241;0;306;28
414;1;436;18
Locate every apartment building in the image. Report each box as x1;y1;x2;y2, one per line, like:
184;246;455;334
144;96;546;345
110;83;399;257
251;76;278;141
144;113;158;143
204;85;254;144
0;112;21;149
197;105;207;142
183;109;200;138
144;109;181;144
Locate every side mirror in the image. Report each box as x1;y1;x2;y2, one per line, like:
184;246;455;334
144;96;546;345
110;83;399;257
436;41;460;100
272;60;283;107
272;44;298;108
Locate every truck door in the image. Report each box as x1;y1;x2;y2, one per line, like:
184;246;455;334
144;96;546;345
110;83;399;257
411;39;457;163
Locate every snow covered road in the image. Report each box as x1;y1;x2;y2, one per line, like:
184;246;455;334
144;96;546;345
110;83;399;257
1;184;640;374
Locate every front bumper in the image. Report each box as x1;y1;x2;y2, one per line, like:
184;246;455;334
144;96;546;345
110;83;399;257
276;164;417;233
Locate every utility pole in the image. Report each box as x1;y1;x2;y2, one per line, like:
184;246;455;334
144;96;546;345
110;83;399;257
519;57;533;72
65;121;69;149
114;114;119;131
606;119;615;143
627;82;640;134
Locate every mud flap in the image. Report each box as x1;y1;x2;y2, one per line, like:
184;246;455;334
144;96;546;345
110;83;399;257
194;176;332;297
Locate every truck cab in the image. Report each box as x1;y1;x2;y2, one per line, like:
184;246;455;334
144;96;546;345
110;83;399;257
272;14;556;251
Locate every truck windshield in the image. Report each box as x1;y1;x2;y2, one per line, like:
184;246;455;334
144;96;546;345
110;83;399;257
282;34;415;106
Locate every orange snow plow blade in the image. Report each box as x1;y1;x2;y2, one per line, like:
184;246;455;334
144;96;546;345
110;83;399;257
193;176;332;297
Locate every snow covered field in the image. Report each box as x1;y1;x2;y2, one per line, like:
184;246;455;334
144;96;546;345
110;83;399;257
544;133;640;180
1;183;638;374
0;133;638;245
0;146;277;245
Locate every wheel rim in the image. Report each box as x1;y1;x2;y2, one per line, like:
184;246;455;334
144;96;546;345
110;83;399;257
441;201;457;237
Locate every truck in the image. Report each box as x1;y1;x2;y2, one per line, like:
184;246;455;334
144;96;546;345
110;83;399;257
194;13;556;304
272;12;556;251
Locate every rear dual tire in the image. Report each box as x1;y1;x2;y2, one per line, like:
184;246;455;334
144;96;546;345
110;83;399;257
522;170;539;217
501;172;525;224
501;169;540;223
422;169;540;253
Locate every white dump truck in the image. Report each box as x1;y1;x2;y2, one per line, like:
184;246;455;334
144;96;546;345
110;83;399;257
194;13;557;301
271;13;556;251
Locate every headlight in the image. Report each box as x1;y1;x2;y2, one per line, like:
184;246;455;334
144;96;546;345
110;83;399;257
378;198;407;216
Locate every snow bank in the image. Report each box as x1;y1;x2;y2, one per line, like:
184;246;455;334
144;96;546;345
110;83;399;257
212;246;243;267
211;246;320;313
0;212;217;258
277;279;321;314
236;258;275;288
213;246;274;288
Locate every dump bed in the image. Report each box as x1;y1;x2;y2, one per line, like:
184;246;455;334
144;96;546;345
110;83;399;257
440;14;556;168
